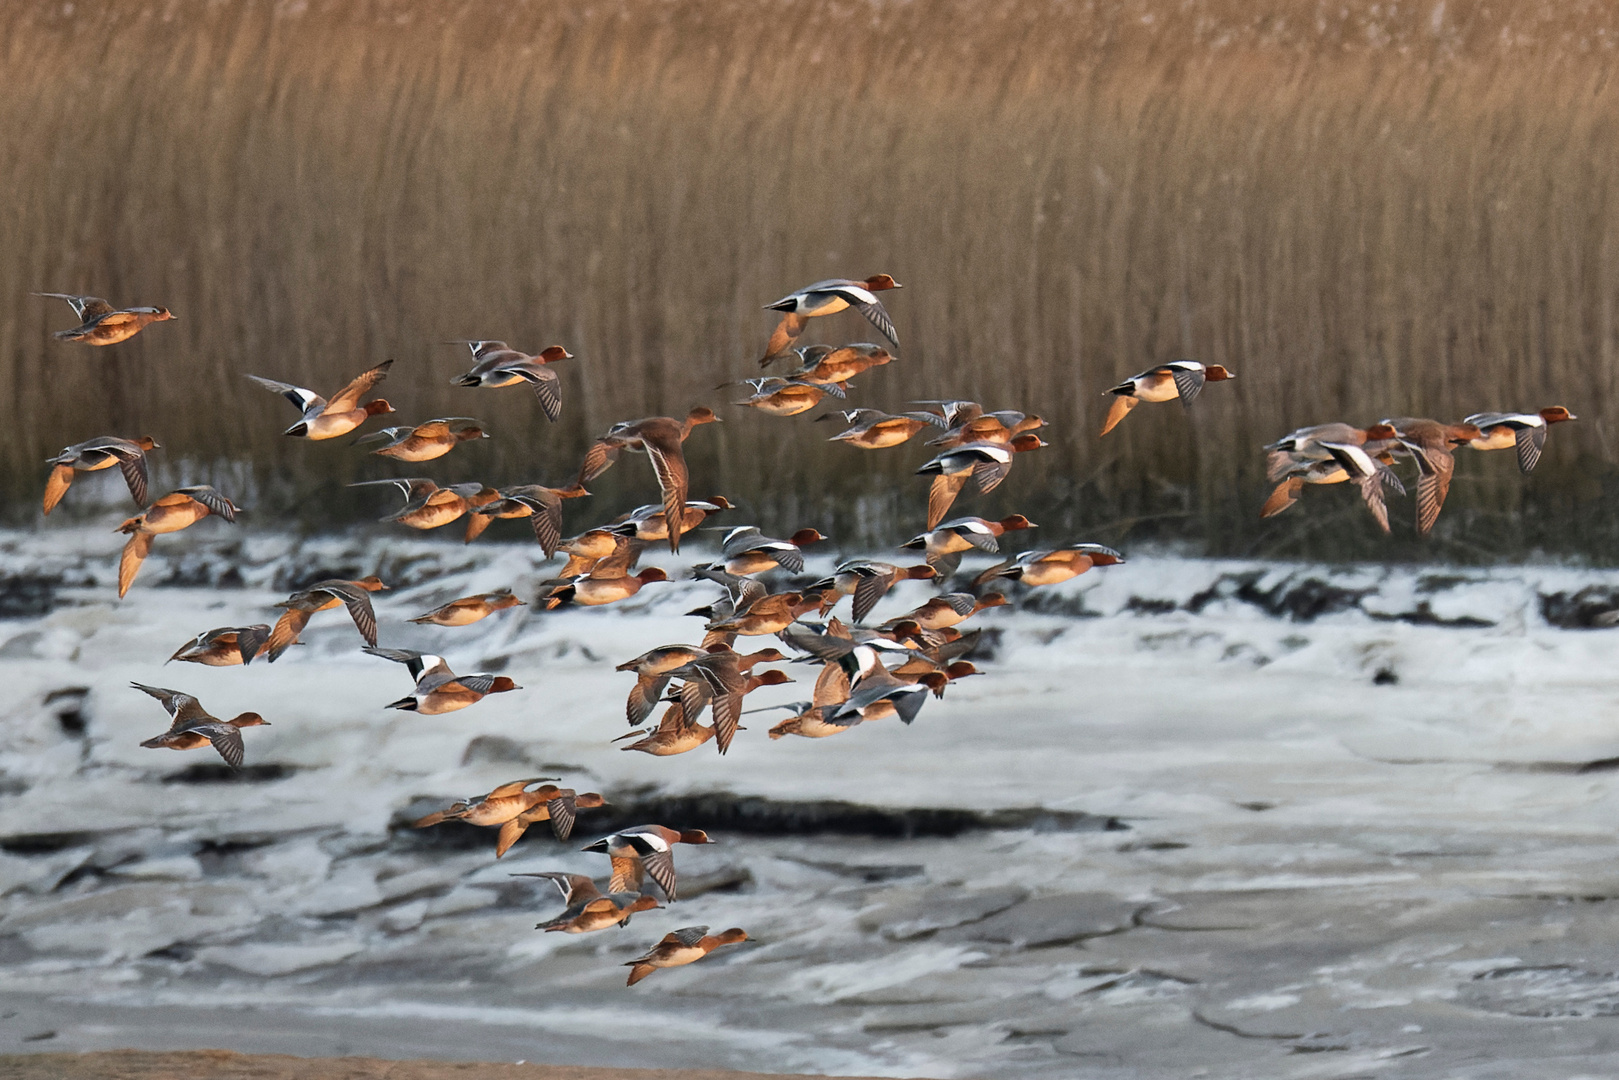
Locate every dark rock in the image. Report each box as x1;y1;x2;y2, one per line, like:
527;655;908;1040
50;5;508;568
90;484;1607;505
159;763;295;784
1124;596;1178;615
1366;601;1493;628
0;574;58;618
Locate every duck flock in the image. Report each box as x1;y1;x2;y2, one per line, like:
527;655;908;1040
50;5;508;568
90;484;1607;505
28;279;1575;989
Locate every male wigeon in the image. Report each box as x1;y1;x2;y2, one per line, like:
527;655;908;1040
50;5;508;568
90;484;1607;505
261;577;386;661
583;825;714;901
514;872;661;934
355;417;488;462
709;525;827;576
760;275;901;362
115;486;239;598
1100;360;1234;436
543;567;670;610
133;683;268;769
1264;422;1402;481
43;435;159;514
625;926;748;985
578;408;722;552
167;625;272;667
35;292;176;345
247;360;394;440
917;433;1047;529
1464;408;1576;472
974;545;1123;587
451;342;572;421
410;590;525;627
808;560;937;623
900;514;1036;576
608;497;732;546
926;410;1046;449
363;647;521;714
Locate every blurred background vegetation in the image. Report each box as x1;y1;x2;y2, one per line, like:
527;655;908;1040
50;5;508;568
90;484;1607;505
3;0;1618;562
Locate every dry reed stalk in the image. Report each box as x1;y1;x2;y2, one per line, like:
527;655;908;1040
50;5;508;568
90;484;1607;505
0;1;1616;559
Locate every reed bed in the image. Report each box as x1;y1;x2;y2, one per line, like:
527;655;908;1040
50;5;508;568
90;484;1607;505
2;0;1618;560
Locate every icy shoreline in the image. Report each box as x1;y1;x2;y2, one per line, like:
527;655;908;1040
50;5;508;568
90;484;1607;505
4;525;1619;1077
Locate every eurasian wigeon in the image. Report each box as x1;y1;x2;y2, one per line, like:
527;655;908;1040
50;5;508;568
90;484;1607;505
35;292;176;345
577;408;722;553
43;435;159;514
247;360;394;440
1100;360;1234;436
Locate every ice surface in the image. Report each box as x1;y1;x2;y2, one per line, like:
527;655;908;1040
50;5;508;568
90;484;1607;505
3;526;1619;1076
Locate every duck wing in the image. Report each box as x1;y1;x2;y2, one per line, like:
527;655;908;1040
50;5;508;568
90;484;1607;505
118;531;154;598
546;794;578;840
640;849;679;902
131;682;209;725
116;452;151;506
836;290;899;349
607;855;645;895
323;582;379;646
325;359;393;412
851;571;892;624
247;374;326;415
639;433;690;554
1516;424;1547;473
36;293;114;321
1414;449;1454;535
509;364;562;421
927;474;969;530
194;722;245;769
175;485;238;522
1169;364;1207;404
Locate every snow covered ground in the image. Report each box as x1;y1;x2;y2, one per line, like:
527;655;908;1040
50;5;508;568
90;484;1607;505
4;517;1619;1077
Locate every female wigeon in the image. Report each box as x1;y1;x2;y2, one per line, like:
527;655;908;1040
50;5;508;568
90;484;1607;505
514;872;661;934
625;926;748;986
917;434;1047;529
1262;443;1406;533
262;577;386;661
363;647;521;714
583;825;714;901
115;486;239;598
1264;422;1402;481
556;529;632;576
901;514;1036;576
247;360;394;440
808;560;937;623
1100;360;1234;436
543;567;669;610
467;483;590;554
133;684;268;769
578;408;722;553
348;478;501;532
615;699;718;756
760;275;901;362
451;342;573;421
1380;418;1484;535
35;292;176;345
817;409;937;449
409;590;525;627
414;779;604;854
782;343;893;384
926;410;1046;449
709;526;827;576
355;417;488;462
1464;407;1576;472
731;377;845;417
974;545;1124;588
666;647;792;754
616;644;708;725
608;497;732;546
43;435;159;514
167;625;272;667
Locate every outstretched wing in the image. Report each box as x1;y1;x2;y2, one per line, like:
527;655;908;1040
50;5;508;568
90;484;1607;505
175;486;238;522
246;374;325;415
325;583;379;646
131;682;207;725
607;855;645;895
326;359;394;412
927;474;969;531
578;440;621;484
116;453;151;506
196;722;245;769
514;365;562;422
546;795;577;840
641;849;679;902
844;293;899;349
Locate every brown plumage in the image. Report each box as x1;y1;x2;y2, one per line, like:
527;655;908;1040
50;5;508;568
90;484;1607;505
262;577;387;661
43;435;159;514
115;487;239;598
578;408;722;553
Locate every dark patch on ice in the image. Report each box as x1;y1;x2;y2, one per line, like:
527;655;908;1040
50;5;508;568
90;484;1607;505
195;837;275;875
45;686;89;736
159;763;295;784
1373;667;1399;685
0;573;58;618
143;943;195;962
21;1030;56;1042
786;859;925;881
1366;602;1493;628
1190;1010;1307;1040
478;654;510;672
1539;586;1619;629
1124;596;1177;615
1185;571;1374;622
0;832;97;855
1460;964;1619;1018
1117;839;1189;851
1498;757;1619;775
962;627;1002;661
0;774;26;797
392;791;1125;844
157;553;244;589
1018;592;1103;619
1236;801;1276;812
1417;573;1474;593
458;735;583;772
